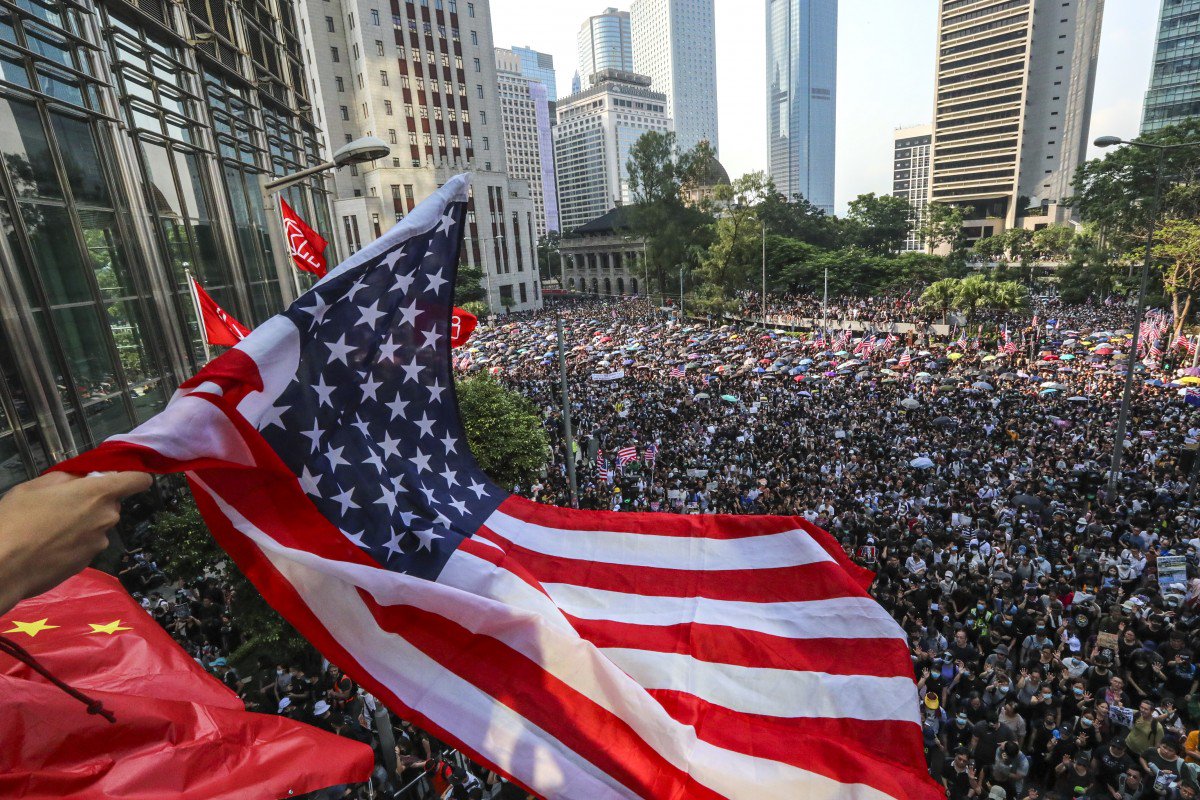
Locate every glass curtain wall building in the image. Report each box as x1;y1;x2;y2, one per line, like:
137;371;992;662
577;7;633;86
1143;0;1200;133
0;0;332;491
765;0;836;214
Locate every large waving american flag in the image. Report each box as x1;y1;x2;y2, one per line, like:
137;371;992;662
57;176;939;800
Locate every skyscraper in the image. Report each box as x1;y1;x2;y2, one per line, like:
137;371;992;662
630;0;719;154
1142;0;1200;133
578;7;634;85
930;0;1104;235
766;0;837;214
300;0;542;312
893;125;932;253
497;48;560;235
511;46;558;100
0;0;330;488
554;70;671;231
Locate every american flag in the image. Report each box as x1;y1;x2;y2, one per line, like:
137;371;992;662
897;350;912;368
616;446;639;467
954;332;968;350
56;177;937;800
879;333;898;353
1175;333;1191;352
645;442;658;465
859;337;875;358
669;366;686;379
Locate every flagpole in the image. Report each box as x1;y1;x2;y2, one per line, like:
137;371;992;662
185;268;213;364
761;221;767;327
1193;335;1199;368
556;312;578;508
822;268;828;340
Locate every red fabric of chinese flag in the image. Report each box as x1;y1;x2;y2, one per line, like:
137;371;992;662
0;569;373;799
191;277;251;347
280;198;329;278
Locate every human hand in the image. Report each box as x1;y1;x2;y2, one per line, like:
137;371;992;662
0;471;152;614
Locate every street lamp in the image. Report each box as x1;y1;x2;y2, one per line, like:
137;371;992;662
1093;134;1200;494
464;233;501;311
258;136;391;304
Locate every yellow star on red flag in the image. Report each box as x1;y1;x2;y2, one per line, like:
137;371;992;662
87;620;132;635
4;618;59;637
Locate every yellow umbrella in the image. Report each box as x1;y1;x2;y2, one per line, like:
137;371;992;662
1179;376;1200;386
947;352;964;361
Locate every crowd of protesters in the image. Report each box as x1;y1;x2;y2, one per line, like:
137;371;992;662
116;290;1200;799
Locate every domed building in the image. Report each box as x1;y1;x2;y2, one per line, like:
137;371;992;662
683;145;731;208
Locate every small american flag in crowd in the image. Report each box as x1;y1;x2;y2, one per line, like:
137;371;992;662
897;350;913;368
669;365;686;379
56;176;938;800
880;333;898;353
644;442;658;465
617;446;639;467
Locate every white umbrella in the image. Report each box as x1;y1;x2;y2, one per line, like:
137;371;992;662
909;457;935;469
900;397;921;410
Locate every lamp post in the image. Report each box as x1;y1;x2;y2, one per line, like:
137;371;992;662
258;136;390;305
1092;134;1200;494
465;233;502;311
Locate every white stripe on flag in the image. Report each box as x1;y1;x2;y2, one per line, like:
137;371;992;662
485;512;834;570
601;648;921;723
542;584;907;641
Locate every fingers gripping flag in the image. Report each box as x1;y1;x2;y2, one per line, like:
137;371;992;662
55;176;940;800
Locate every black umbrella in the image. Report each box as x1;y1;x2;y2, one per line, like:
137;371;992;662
1011;494;1045;511
932;416;958;428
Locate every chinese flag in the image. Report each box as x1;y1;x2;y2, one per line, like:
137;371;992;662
0;569;373;799
450;306;477;348
190;277;251;347
280;198;328;278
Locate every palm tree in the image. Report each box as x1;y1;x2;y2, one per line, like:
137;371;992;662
919;278;960;324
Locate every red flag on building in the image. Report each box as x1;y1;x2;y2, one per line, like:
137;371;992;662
189;276;250;347
280;198;328;278
0;569;372;799
450;306;477;347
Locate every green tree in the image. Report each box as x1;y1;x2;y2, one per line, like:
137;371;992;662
921;202;968;257
1070;119;1200;255
695;172;772;300
1031;225;1078;263
1154;218;1200;335
536;231;562;282
843;193;913;255
758;189;840;249
455;374;549;489
920;278;961;323
625;132;715;296
455;261;486;305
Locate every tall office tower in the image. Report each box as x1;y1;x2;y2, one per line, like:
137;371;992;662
511;46;558;100
930;0;1104;236
300;0;542;312
766;0;837;214
496;48;560;235
0;0;331;487
1142;0;1200;133
630;0;719;154
893;125;933;252
554;70;671;232
578;7;635;85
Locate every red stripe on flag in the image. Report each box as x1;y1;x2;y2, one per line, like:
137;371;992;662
567;616;913;678
650;691;942;800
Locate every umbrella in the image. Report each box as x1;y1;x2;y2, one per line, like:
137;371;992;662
1012;494;1045;510
1040;381;1068;390
972;381;994;390
909;457;935;469
1181;367;1200;377
1060;353;1076;361
982;355;997;362
900;398;921;410
947;352;964;361
753;367;766;374
915;371;932;378
932;416;958;428
1093;345;1114;355
720;394;739;403
1179;376;1200;386
694;392;710;400
797;390;813;397
840;359;862;368
1068;396;1089;403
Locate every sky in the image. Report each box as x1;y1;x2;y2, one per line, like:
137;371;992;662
491;0;1159;216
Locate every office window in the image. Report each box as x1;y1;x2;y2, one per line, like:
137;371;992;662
482;136;489;150
380;70;389;86
352;44;359;59
473;57;481;72
325;15;334;31
376;40;385;56
384;99;393;114
467;2;474;17
391;184;401;198
371;8;380;24
340;105;349;120
389;128;398;144
476;84;483;98
331;46;340;62
335;76;344;92
470;30;477;45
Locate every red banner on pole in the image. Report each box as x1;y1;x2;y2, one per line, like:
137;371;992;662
451;306;477;348
190;276;250;347
280;198;328;278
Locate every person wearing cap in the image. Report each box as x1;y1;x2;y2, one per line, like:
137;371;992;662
1093;738;1134;798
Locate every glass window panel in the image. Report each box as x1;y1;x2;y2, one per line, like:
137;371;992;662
79;209;134;300
177;150;210;221
105;301;166;422
0;96;60;199
18;202;90;304
24;24;74;69
49;113;111;207
0;432;31;491
123;71;157;105
139;139;182;218
130;103;159;134
0;8;17;43
37;67;84;107
14;0;64;30
50;304;131;441
0;50;28;87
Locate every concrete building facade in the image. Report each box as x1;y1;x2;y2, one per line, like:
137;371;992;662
578;7;635;84
560;208;647;296
766;0;837;214
553;69;671;232
630;0;719;154
1142;0;1200;133
930;0;1104;239
893;124;933;252
299;0;541;312
496;48;559;236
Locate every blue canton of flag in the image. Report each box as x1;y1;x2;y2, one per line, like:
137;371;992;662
257;193;504;579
